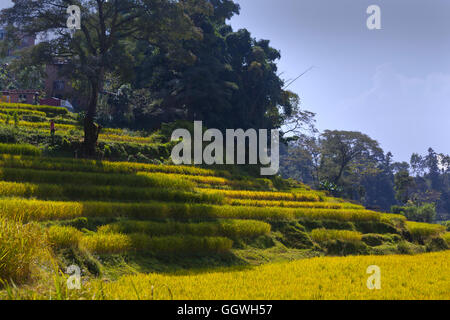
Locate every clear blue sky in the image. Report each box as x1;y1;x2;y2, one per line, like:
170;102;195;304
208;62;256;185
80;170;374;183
1;0;449;161
229;0;450;161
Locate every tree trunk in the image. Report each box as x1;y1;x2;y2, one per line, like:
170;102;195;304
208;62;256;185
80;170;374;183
83;80;100;157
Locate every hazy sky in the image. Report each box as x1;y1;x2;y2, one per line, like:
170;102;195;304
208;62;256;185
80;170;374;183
1;0;449;161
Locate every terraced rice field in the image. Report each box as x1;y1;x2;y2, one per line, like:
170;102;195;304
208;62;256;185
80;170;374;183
0;140;448;300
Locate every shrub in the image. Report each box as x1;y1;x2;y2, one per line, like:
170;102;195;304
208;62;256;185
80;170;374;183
391;203;436;223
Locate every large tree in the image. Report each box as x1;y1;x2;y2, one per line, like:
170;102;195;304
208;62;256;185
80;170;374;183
319;130;384;185
1;0;203;155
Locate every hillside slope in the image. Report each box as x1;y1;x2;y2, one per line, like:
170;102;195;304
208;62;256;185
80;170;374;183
0;103;448;299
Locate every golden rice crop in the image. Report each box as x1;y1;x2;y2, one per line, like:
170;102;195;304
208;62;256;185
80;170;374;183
0;154;225;177
310;229;362;243
99;133;152;144
201;189;321;202
80;233;232;255
406;221;446;242
94;251;450;300
0;181;222;203
0;108;47;117
0;218;46;285
0;198;383;224
227;198;364;210
0;167;194;190
0;143;41;156
80;233;132;254
98;219;271;239
0;102;68;116
47;225;82;249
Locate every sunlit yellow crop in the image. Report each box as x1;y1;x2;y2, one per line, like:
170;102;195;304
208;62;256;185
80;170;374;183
98;251;450;300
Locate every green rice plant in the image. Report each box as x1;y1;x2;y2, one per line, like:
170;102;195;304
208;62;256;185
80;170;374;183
0;143;41;156
310;229;362;243
0;218;46;285
0;167;194;190
0;181;223;203
98;219;271;239
47;226;82;249
405;221;446;242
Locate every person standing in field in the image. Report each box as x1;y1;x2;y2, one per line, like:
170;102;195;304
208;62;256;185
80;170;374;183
50;120;55;144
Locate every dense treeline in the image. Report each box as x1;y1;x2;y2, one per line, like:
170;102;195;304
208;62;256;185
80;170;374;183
280;132;449;221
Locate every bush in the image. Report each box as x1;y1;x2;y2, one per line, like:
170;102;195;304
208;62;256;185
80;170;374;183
391;203;436;223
